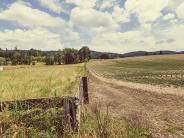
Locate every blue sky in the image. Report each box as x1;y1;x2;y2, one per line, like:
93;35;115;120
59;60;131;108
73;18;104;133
0;0;183;53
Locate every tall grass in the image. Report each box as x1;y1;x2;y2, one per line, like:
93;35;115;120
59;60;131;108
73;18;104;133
80;103;152;138
0;107;78;137
0;64;84;137
0;64;84;101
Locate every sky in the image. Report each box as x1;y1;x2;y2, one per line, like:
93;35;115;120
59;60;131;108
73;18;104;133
0;0;183;53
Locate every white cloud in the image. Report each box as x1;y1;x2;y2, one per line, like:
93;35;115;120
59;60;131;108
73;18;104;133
67;32;80;41
70;7;118;29
0;28;63;50
167;0;183;11
162;13;175;20
90;22;184;53
124;0;169;23
154;24;184;51
38;0;66;13
90;29;155;53
99;0;117;10
176;2;184;18
90;24;184;53
0;0;183;53
0;2;66;27
112;6;130;23
66;0;96;8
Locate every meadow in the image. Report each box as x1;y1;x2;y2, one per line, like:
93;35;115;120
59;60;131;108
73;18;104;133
88;54;184;88
0;64;85;137
0;64;84;101
0;63;151;138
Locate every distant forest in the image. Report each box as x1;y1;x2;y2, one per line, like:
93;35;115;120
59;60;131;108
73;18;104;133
0;47;91;65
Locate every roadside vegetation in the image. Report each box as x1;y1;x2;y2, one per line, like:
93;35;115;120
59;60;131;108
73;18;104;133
88;54;184;88
80;104;151;138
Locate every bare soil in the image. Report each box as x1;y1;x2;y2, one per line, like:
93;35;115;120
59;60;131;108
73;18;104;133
88;71;184;138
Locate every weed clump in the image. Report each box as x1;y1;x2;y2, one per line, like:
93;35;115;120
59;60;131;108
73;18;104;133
0;108;74;138
80;103;152;138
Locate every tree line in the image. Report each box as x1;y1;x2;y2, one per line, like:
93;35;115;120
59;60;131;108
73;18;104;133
0;47;91;65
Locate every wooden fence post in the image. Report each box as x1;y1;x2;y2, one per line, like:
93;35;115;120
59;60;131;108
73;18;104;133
0;102;2;112
82;77;89;104
70;99;78;131
63;98;78;131
63;98;71;128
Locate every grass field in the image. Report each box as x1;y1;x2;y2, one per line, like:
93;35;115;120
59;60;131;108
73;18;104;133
0;64;85;137
0;64;84;101
88;54;184;88
0;63;152;137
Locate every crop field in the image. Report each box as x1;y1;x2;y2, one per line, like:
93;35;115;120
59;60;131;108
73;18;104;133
0;64;84;101
88;54;184;88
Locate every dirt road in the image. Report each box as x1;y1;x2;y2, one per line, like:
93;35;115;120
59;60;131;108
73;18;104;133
88;71;184;138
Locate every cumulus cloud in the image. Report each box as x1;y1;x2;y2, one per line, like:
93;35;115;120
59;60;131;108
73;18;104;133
0;28;63;50
0;0;183;53
0;2;66;27
154;24;184;51
38;0;67;14
176;2;184;18
90;23;184;53
70;7;118;30
66;0;96;8
124;0;169;23
112;6;130;23
98;0;117;10
90;28;156;53
162;13;175;20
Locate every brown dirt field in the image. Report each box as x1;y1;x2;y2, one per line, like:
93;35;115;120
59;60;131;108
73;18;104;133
88;71;184;138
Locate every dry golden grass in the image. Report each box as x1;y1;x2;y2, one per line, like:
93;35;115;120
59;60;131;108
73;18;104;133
0;64;84;101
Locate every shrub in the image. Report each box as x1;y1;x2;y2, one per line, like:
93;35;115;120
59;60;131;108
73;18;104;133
32;61;36;65
45;56;54;65
0;57;5;65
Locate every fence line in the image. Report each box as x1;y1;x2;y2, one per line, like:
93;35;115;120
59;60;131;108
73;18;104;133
0;76;89;133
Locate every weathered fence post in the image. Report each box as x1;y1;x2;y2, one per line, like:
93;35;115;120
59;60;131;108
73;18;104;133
70;99;78;131
82;77;89;104
63;98;78;131
63;98;71;128
0;102;2;112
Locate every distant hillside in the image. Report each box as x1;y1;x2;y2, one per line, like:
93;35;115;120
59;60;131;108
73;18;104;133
90;51;123;59
1;48;183;59
91;50;184;59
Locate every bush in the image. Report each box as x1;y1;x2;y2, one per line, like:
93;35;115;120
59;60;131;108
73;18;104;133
45;56;54;65
32;61;36;65
0;57;5;65
33;56;45;63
